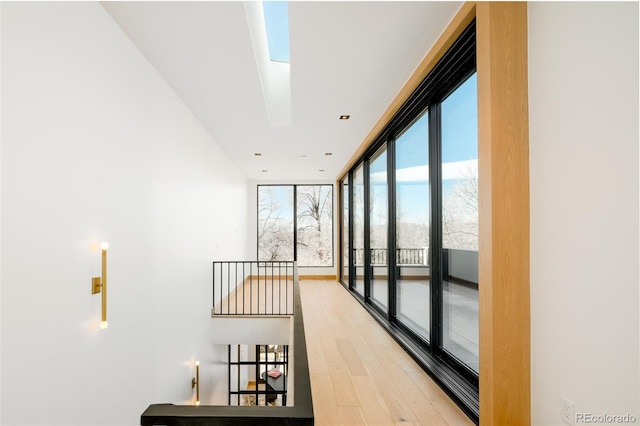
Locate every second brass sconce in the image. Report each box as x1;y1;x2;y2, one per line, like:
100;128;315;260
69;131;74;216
192;361;200;406
91;242;109;329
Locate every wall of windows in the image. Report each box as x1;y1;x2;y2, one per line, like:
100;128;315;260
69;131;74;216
339;20;478;419
258;185;333;267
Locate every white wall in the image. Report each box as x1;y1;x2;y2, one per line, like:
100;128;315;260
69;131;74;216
210;318;290;345
529;2;639;424
0;1;3;416
1;3;250;425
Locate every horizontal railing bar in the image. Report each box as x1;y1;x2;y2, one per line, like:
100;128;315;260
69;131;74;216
229;390;288;395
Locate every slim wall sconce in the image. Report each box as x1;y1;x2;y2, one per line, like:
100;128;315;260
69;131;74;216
192;361;200;406
91;242;109;329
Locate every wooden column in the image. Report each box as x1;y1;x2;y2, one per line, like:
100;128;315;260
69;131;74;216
477;3;530;425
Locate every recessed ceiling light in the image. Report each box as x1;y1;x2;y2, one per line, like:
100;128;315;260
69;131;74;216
319;169;325;172
261;169;268;173
300;155;308;159
325;152;333;156
254;152;262;156
339;115;350;120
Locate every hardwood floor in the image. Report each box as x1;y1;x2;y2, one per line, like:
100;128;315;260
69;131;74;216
214;276;294;315
299;280;474;426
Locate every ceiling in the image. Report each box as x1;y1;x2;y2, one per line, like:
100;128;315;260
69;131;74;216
102;1;462;182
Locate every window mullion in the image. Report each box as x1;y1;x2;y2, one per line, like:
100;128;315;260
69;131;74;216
429;102;443;353
387;139;397;321
348;173;355;290
293;186;297;262
363;160;371;302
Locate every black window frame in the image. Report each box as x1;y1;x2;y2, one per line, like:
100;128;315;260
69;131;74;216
227;344;289;406
257;184;335;268
339;20;479;423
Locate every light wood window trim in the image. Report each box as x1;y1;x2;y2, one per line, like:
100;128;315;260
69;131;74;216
336;2;531;424
477;3;530;424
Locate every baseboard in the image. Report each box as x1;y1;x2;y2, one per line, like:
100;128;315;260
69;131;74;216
298;275;336;280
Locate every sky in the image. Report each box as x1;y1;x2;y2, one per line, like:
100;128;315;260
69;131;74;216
442;73;478;164
263;2;290;63
395;72;478;172
370;73;478;224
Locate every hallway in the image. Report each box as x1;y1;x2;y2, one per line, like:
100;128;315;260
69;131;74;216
299;280;473;426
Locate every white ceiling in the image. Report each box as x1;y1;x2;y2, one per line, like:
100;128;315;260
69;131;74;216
102;1;462;182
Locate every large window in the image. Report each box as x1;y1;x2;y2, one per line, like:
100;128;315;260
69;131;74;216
369;145;389;312
340;178;349;283
339;20;478;419
441;74;479;372
258;185;333;267
258;186;294;262
395;111;430;341
228;344;289;406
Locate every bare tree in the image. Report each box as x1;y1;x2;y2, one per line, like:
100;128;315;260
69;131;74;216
297;186;330;233
258;185;334;266
258;187;293;261
442;162;478;250
296;186;333;266
395;182;430;265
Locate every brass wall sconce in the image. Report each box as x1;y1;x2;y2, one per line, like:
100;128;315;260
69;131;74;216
91;242;109;329
192;361;200;406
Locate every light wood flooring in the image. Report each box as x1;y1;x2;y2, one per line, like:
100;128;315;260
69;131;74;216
214;277;294;315
299;279;474;426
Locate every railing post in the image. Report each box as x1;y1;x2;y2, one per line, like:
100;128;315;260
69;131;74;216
213;262;216;314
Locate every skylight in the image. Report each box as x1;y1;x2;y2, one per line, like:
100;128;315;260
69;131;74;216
244;1;291;126
262;2;290;63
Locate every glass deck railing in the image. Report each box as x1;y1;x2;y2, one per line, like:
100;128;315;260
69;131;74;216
353;247;428;266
